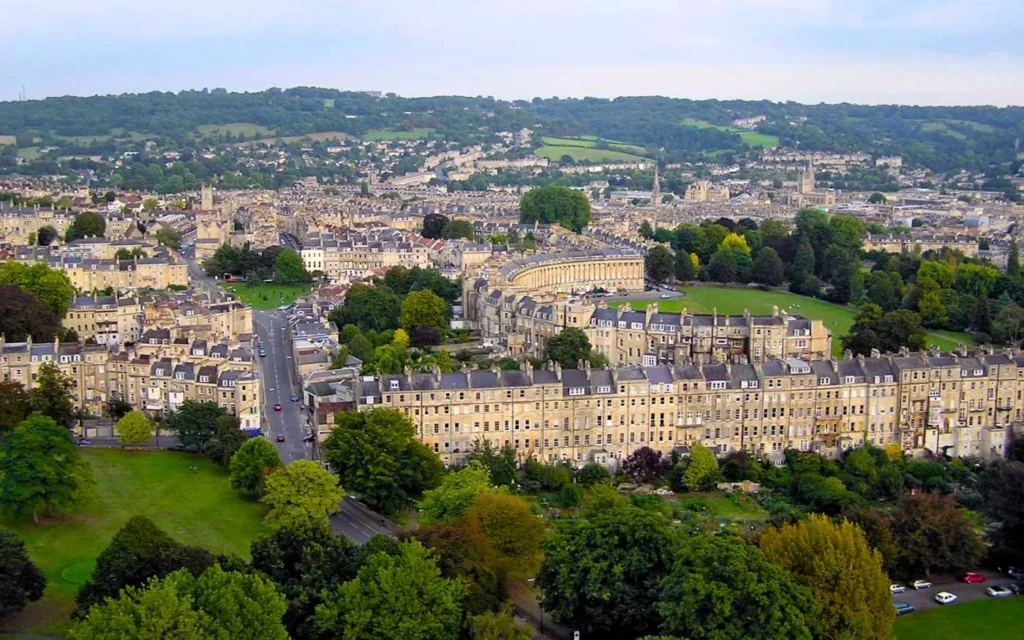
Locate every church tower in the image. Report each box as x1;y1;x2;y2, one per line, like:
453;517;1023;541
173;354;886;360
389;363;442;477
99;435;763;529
201;184;214;210
799;161;815;194
651;165;661;205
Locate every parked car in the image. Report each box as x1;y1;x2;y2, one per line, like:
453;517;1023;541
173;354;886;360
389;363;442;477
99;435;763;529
1007;582;1024;595
890;583;907;594
273;403;282;411
934;592;958;605
290;394;300;402
986;586;1012;598
958;572;987;584
1008;568;1024;580
303;434;315;443
276;434;285;443
913;580;933;590
76;439;93;446
893;601;915;616
259;351;267;357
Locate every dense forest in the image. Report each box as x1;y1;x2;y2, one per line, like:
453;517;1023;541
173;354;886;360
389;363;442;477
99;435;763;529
1;88;1023;171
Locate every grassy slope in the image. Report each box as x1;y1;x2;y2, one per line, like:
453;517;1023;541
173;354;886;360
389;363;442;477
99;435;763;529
536;145;648;163
0;449;267;635
540;136;647;155
891;597;1024;640
610;286;969;357
196;122;275;137
679;119;780;148
220;282;312;309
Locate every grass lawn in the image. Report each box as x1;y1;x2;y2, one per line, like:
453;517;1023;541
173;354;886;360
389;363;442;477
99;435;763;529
0;449;267;636
891;597;1024;639
540;136;647;155
220;282;312;309
16;146;41;160
609;286;971;357
675;492;768;521
680;119;780;148
537;145;648;164
196;122;274;137
363;128;434;141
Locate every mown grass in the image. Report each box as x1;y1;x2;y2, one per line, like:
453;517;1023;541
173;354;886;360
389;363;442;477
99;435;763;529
0;449;267;636
196;122;274;137
220;282;312;309
679;119;780;147
890;597;1024;639
363;128;434;141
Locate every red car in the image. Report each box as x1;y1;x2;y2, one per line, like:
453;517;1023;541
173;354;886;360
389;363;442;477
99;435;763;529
958;572;987;584
273;403;282;411
276;434;286;443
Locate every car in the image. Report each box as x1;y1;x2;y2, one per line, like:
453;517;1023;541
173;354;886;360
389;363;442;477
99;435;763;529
276;434;285;443
958;572;987;584
290;394;300;402
259;351;267;357
934;592;958;605
273;403;282;411
303;434;315;443
1007;582;1024;595
1008;568;1024;580
660;293;670;298
986;586;1013;598
912;580;933;590
258;342;265;348
890;583;906;594
892;601;915;616
76;439;93;446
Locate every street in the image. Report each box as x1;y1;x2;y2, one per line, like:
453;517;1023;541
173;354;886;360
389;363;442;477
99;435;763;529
893;573;1017;613
254;310;312;463
330;497;395;545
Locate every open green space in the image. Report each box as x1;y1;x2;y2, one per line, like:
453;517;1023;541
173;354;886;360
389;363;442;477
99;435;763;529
220;282;312;309
609;286;971;357
540;136;647;155
196;122;275;137
675;492;768;521
0;449;268;636
680;119;780;148
16;147;41;160
890;597;1024;640
363;128;435;141
537;145;648;164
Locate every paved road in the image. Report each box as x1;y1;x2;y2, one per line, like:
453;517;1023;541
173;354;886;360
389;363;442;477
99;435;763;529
254;310;313;463
892;573;1017;613
181;250;228;302
77;435;181;449
330;497;396;545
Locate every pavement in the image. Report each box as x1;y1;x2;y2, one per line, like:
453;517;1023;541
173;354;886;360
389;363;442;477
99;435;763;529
891;572;1018;613
254;310;313;463
181;249;228;302
330;496;396;545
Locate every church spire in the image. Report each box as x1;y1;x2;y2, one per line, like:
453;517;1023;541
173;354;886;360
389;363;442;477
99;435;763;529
651;165;660;205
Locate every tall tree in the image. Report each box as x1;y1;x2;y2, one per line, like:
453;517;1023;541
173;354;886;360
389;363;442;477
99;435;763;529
0;260;74;319
621;446;669;484
204;414;248;467
752;247;786;286
537;500;676;637
0;285;60;341
519;185;592;233
0;527;46;620
262;460;344;530
0;381;31;436
466;441;518;487
420;464;496;524
400;289;449;336
116;410;152;445
314;541;467;640
165;400;226;454
681;443;720;491
890;492;984;578
0;414;92;523
674;248;695;281
65;211;106;241
74;516;215;618
273;247;308;283
1009;239;1022;276
462;492;546;577
644;245;675;284
544;328;593;369
469;603;533;640
323;408;444;514
36;224;58;246
422;213;450;239
760;515;893;640
657;535;818;639
29;361;76;428
708;249;738;283
230;436;284;497
441;219;475;240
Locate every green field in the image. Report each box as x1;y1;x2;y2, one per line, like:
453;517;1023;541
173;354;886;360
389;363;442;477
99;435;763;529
16;146;41;160
680;119;780;148
610;287;971;356
363;128;435;141
676;493;768;521
891;597;1024;639
196;122;275;137
220;282;312;309
540;136;647;155
0;449;268;635
537;145;648;164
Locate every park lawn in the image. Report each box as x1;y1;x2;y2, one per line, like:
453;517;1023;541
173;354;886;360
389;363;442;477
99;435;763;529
220;282;312;309
540;136;647;155
675;492;768;521
196;122;274;137
0;449;267;636
891;597;1024;639
679;119;780;148
610;287;970;357
363;128;435;141
537;145;648;164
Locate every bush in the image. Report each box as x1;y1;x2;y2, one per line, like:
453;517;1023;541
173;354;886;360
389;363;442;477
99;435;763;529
558;484;582;508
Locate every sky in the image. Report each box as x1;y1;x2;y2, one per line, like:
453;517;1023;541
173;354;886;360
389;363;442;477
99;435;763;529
2;0;1023;105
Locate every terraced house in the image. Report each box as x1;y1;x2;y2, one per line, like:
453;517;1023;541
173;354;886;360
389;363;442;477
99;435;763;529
352;346;1019;468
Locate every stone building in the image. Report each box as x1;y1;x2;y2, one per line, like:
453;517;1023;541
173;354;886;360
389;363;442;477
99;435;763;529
350;346;1018;468
65;295;144;346
684;180;730;203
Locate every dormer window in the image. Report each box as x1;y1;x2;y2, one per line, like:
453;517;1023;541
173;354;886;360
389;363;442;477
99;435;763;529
884;375;893;383
175;372;186;380
974;369;983;376
200;376;209;383
710;381;727;390
596;385;611;394
844;376;855;384
389;379;400;391
819;377;830;385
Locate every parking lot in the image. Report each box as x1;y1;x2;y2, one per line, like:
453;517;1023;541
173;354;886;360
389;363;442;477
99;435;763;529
892;573;1017;613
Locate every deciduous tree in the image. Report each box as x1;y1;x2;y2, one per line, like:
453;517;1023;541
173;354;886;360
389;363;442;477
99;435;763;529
230;436;283;497
463;492;546;576
0;527;45;620
890;491;984;578
401;289;449;335
165;400;226;454
544;328;593;369
621;446;669;484
116;410;152;445
65;211;106;242
681;444;719;491
0;381;30;436
519;185;592;233
420;464;496;524
645;245;675;284
470;603;533;640
262;460;343;530
0;285;60;342
752;247;786;286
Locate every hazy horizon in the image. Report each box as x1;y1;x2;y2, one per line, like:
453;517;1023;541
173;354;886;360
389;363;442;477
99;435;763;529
2;0;1023;106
